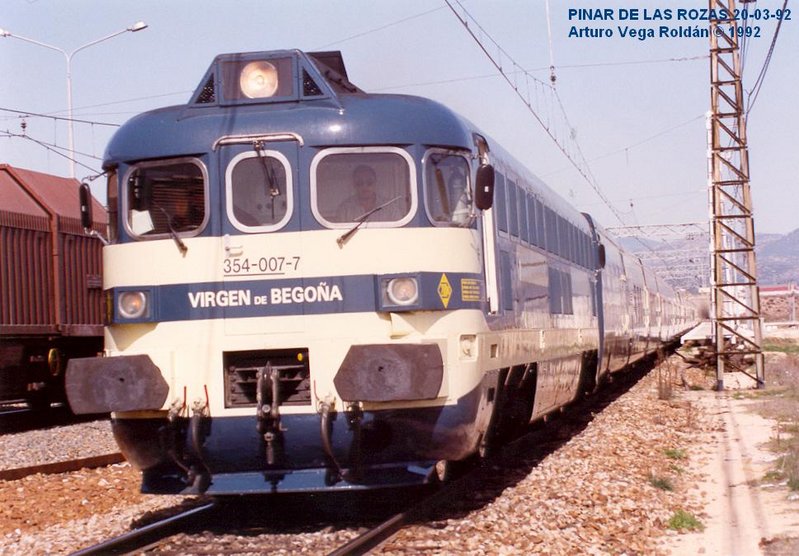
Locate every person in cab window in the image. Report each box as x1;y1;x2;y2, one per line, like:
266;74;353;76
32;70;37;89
171;193;202;232
448;167;473;225
336;165;402;222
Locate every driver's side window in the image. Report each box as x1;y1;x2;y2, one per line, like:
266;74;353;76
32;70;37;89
125;158;207;238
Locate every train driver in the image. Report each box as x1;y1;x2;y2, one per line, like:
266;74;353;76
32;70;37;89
335;165;402;222
171;194;203;231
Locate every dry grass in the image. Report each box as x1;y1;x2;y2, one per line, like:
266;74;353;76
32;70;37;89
764;338;799;355
657;359;675;401
756;342;799;489
667;509;704;532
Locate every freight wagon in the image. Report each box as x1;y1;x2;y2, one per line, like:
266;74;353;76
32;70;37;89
0;164;106;410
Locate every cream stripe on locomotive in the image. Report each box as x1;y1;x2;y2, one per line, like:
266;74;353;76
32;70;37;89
103;228;483;286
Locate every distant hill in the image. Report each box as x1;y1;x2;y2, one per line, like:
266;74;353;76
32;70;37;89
760;228;799;258
757;228;799;285
610;227;798;288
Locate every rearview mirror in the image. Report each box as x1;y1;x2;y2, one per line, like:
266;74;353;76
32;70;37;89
79;183;93;230
474;164;495;210
597;243;607;269
78;183;109;245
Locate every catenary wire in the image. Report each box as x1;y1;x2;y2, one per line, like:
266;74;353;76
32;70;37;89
444;0;626;225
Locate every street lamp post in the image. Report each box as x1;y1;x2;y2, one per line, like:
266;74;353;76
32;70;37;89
0;21;148;178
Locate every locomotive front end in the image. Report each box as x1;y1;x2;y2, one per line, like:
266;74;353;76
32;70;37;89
66;50;498;494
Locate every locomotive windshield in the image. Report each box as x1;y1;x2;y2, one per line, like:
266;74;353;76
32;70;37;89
227;149;291;231
312;149;413;227
424;152;474;227
124;159;207;238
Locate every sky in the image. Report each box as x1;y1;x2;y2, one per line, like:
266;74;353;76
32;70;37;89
1;0;796;234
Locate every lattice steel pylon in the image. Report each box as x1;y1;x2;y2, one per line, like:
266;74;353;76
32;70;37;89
708;0;765;390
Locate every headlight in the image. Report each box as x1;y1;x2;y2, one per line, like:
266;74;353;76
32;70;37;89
240;61;279;98
386;277;419;306
118;291;148;319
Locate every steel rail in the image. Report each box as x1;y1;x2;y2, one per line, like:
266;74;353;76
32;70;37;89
327;507;415;556
0;407;29;417
0;453;125;481
71;501;218;556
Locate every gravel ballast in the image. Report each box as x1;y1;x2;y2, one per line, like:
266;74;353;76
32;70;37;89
0;358;721;554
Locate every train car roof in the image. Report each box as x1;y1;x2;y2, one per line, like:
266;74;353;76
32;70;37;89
480;136;592;231
0;165;47;218
0;164;107;224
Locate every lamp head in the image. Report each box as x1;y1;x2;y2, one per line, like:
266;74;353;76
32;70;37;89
239;60;279;99
129;21;148;32
0;29;11;37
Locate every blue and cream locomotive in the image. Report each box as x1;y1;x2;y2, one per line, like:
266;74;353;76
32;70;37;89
67;50;695;494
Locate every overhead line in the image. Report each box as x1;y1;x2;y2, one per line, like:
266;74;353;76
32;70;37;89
2;129;104;161
0;90;192;124
2;130;102;174
746;0;789;114
552;55;708;70
444;0;626;225
373;57;706;91
0;106;120;127
313;6;446;49
442;1;687;265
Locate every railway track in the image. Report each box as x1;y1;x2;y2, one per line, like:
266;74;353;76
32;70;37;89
67;355;657;555
0;401;35;421
0;401;104;434
71;502;219;556
0;406;49;434
0;453;125;481
0;400;28;412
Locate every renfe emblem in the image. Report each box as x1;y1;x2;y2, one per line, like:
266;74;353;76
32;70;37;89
437;273;452;308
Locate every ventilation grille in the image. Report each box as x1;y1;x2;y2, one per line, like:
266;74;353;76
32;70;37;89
302;70;323;97
196;74;216;104
223;349;311;407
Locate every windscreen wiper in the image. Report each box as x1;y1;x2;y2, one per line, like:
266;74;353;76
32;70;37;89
336;196;402;247
254;141;281;220
155;206;188;255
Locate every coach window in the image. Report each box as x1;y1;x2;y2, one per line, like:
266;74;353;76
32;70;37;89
526;195;537;246
311;147;415;228
518;188;529;243
423;151;475;227
124;158;207;239
495;173;508;233
551;212;560;255
567;224;576;262
535;199;545;249
507;180;519;237
558;218;568;260
226;150;292;232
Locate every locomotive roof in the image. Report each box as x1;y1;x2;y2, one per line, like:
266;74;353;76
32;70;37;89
104;49;589;231
104;49;475;164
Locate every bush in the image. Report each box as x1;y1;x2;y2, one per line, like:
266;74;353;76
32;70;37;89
664;448;687;460
650;475;674;491
667;509;704;531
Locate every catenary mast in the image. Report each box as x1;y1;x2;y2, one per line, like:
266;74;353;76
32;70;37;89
707;0;765;390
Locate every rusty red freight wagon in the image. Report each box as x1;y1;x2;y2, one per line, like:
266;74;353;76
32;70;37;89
0;164;106;410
